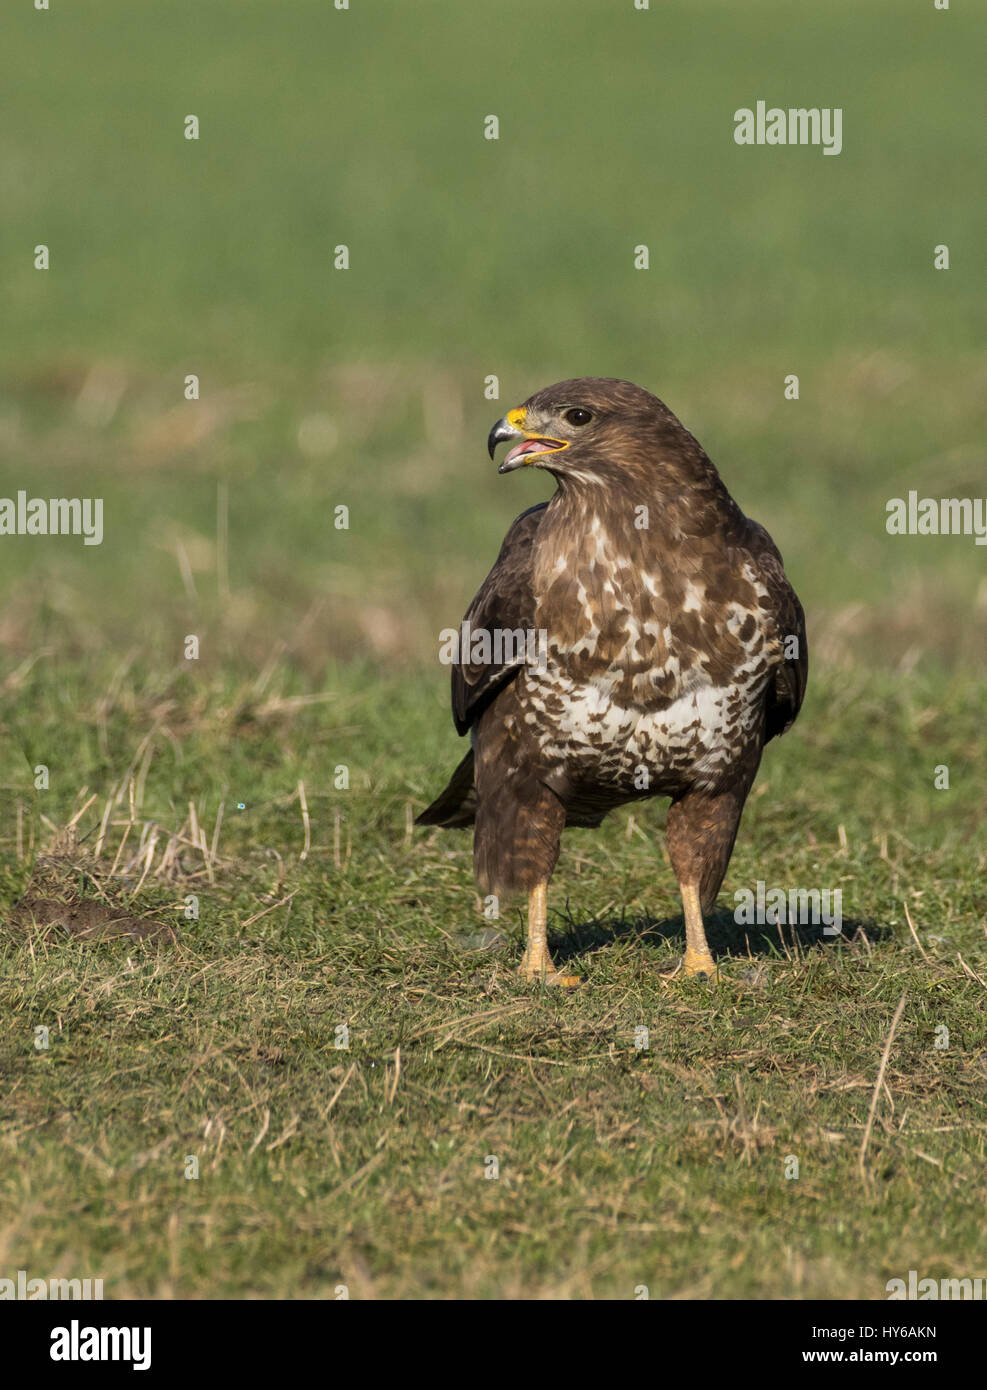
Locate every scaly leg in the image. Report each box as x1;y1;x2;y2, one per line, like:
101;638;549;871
666;781;758;982
518;883;580;987
680;881;716;978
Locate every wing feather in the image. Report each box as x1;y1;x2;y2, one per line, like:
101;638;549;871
451;503;546;734
740;519;808;741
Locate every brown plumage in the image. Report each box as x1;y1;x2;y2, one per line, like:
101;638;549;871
418;378;807;983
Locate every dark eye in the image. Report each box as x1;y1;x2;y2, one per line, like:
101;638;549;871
564;408;592;427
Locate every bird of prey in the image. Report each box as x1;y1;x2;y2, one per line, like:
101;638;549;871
418;378;807;985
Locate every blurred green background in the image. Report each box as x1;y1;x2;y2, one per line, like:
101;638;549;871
1;0;984;678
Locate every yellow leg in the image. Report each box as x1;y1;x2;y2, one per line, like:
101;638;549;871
518;883;580;987
681;883;716;978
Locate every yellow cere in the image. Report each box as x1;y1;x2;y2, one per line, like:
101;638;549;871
506;407;526;430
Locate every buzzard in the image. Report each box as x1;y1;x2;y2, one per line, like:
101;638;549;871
418;378;807;984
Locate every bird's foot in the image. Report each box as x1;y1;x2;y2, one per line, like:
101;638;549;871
682;947;716;979
518;952;582;988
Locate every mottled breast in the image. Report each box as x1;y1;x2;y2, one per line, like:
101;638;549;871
517;515;783;796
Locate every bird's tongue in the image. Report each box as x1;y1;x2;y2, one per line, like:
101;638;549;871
504;439;553;467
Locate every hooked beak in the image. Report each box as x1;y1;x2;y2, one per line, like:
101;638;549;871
487;417;519;461
487;416;569;474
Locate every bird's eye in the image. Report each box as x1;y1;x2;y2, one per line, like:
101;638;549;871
564;408;592;427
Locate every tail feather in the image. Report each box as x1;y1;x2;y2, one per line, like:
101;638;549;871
415;750;476;828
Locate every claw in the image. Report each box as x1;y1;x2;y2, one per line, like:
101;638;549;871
518;955;582;988
682;947;716;979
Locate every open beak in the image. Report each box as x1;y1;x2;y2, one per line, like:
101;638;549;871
487;417;568;474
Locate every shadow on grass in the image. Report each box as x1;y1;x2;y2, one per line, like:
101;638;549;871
545;904;894;967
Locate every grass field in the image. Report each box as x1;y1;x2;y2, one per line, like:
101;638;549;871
1;0;985;1299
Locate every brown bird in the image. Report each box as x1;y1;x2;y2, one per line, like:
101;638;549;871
418;378;807;984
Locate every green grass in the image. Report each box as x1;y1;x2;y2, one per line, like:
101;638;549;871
1;0;985;1300
1;664;985;1299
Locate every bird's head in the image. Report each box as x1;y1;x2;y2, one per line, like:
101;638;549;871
487;377;700;490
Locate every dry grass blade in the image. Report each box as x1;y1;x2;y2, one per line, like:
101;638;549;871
297;780;311;861
956;952;986;990
903;901;930;963
239;890;298;929
858;993;907;1184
